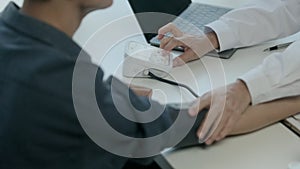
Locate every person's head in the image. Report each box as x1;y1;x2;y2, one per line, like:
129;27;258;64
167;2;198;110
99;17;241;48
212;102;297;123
80;0;113;10
22;0;113;36
23;0;113;16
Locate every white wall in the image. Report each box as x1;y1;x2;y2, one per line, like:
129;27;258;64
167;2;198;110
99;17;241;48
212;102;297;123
0;0;23;11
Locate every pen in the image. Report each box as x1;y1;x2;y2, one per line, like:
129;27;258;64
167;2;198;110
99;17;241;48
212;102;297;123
263;41;294;52
158;33;173;39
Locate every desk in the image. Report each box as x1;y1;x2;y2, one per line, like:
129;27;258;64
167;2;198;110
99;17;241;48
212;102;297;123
70;0;300;168
164;124;300;169
2;0;299;168
159;34;300;169
160;0;300;168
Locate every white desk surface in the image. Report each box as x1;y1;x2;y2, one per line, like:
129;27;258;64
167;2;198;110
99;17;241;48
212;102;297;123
163;41;300;169
1;0;300;168
164;123;300;169
70;0;300;167
157;34;300;169
161;1;300;169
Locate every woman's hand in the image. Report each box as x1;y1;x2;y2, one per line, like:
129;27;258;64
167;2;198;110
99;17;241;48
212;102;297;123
158;23;219;67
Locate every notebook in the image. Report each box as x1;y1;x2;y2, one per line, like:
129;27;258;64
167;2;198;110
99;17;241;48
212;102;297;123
128;0;236;59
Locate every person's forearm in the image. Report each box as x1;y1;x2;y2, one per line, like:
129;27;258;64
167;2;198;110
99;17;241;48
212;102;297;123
206;31;219;49
206;0;300;51
230;96;300;135
239;41;300;105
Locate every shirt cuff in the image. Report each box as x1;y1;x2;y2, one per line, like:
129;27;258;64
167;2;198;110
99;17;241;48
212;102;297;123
205;20;238;52
238;65;272;105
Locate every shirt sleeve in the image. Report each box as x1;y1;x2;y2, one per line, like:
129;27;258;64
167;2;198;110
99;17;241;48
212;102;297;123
239;40;300;105
204;0;300;105
205;0;300;51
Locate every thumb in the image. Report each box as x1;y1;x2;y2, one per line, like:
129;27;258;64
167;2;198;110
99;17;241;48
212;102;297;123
158;23;183;39
173;49;198;67
188;95;210;117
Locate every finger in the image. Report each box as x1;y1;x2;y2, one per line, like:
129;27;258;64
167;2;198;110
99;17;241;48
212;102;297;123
217;115;239;141
188;98;201;116
160;36;172;49
205;114;229;145
197;108;222;143
131;87;153;97
188;93;210;117
129;85;153;97
158;23;183;39
196;93;226;142
157;34;165;40
195;110;209;143
158;23;182;37
173;49;198;67
164;37;181;51
206;106;229;140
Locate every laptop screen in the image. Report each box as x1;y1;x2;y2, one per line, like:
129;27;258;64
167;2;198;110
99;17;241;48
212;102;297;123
128;0;191;16
128;0;192;41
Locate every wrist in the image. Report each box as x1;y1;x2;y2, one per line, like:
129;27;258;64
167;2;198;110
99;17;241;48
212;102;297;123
206;31;219;49
236;79;251;105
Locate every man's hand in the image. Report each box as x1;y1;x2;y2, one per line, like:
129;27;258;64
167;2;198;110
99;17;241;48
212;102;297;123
158;23;219;67
188;80;251;145
129;84;153;97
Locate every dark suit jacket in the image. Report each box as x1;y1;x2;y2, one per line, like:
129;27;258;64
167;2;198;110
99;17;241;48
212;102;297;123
0;2;205;169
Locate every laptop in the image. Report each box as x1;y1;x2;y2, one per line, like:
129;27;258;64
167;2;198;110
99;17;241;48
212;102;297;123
283;113;300;136
128;0;236;59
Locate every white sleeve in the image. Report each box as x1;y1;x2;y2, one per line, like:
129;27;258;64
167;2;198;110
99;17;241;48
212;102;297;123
239;40;300;105
206;0;300;51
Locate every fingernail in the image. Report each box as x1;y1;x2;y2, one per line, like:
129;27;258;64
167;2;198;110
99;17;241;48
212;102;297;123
198;138;205;144
157;34;163;39
188;105;198;116
199;132;205;140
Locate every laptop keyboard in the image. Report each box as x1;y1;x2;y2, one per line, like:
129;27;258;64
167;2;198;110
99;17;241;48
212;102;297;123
151;3;231;44
174;3;230;34
149;3;236;59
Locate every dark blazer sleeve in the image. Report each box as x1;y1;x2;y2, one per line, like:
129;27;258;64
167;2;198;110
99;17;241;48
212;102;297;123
72;53;205;166
92;69;206;166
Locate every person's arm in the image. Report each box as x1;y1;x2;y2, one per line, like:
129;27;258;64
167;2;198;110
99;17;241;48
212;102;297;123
92;70;205;165
230;96;300;135
206;0;300;51
189;39;300;145
191;0;300;145
239;40;300;105
159;0;300;64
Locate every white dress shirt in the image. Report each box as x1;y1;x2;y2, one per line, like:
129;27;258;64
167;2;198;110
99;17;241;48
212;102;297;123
206;0;300;105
